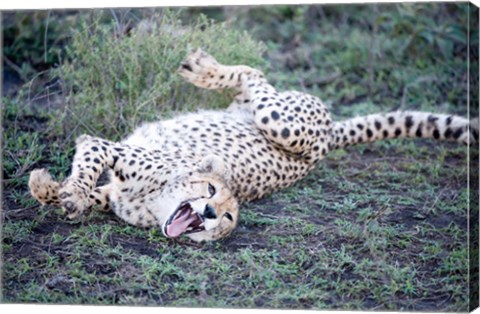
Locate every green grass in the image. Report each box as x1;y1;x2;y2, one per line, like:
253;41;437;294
2;3;478;311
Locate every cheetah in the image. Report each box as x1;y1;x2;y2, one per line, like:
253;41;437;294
29;49;479;242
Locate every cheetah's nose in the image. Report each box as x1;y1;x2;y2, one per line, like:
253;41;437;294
204;204;217;219
180;63;193;72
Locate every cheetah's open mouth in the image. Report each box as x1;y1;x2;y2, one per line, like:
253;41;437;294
164;202;205;238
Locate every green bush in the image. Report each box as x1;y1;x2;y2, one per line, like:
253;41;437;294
3;11;79;80
52;9;267;139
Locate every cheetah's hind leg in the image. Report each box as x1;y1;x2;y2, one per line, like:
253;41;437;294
177;48;264;91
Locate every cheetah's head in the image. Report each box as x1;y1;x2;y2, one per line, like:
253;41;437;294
158;155;239;242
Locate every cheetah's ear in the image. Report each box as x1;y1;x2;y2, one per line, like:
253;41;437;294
198;155;228;177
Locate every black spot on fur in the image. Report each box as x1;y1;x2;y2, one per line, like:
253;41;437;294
416;127;423;137
374;120;382;130
444;128;453;138
366;128;373;138
428;115;439;123
271;111;280;121
452;128;463;139
446;116;453;125
281;128;290;139
405;116;414;130
433;129;440;139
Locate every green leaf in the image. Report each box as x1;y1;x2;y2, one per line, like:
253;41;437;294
419;29;434;44
436;37;454;58
445;25;467;44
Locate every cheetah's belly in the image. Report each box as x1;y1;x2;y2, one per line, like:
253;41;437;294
124;110;315;202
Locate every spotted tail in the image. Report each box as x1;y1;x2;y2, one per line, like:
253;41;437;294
329;111;479;150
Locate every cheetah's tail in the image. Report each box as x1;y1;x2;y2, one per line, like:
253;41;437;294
29;169;62;206
329;111;479;150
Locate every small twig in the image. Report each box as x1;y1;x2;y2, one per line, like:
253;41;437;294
3;55;27;82
422;186;450;215
256;212;283;219
3;204;40;216
315;5;327;20
305;70;342;86
367;4;379;99
5;150;21;169
110;9;124;39
44;10;51;64
27;69;50;106
25;88;62;104
53;250;79;256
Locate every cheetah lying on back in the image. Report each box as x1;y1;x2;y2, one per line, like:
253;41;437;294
29;49;479;242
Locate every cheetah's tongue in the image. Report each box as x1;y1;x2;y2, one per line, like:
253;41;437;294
166;210;197;238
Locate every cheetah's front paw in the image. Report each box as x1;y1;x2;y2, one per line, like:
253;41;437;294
29;168;61;206
58;181;90;219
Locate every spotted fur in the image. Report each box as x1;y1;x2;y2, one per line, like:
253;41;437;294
29;49;478;242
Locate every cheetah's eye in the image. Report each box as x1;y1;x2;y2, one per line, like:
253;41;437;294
208;183;216;197
224;212;234;221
